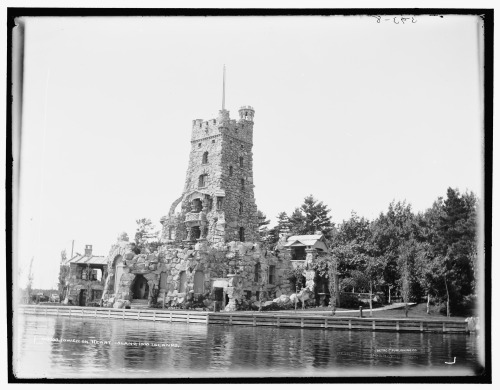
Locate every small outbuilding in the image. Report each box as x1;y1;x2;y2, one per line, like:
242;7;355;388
283;234;329;260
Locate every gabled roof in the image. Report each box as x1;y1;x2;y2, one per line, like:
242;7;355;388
284;234;324;247
66;254;107;266
283;234;329;252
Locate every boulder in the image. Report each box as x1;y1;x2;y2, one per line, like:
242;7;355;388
278;294;290;304
113;301;124;309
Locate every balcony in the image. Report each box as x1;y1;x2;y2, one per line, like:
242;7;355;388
184;211;207;227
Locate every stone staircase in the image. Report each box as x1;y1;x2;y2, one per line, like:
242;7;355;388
129;299;149;309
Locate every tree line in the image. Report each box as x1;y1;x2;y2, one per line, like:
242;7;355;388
260;189;479;316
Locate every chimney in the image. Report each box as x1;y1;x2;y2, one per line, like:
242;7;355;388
84;245;92;257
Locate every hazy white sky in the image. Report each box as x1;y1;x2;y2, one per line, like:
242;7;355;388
15;15;484;288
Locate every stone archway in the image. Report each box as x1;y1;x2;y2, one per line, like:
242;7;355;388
130;274;150;299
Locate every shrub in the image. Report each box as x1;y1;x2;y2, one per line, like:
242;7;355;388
339;294;362;309
259;302;281;311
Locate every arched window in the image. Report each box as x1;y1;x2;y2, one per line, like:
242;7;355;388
198;174;208;188
254;262;260;282
239;156;244;167
239;202;243;215
239;227;245;242
202;151;208;164
240;178;245;190
229;166;233;176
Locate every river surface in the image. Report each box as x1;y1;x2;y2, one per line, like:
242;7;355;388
13;314;483;378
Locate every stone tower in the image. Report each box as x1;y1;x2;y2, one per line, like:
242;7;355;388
162;105;259;244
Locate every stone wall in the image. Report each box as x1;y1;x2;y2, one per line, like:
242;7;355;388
62;263;107;305
101;239;295;311
161;106;259;246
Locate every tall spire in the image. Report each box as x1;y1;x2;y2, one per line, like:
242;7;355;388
222;64;226;110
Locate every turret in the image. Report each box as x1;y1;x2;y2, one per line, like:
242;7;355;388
238;106;255;122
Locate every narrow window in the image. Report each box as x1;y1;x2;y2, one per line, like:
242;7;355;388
202;151;208;164
213;119;216;124
245;290;252;300
212;139;215;143
198;174;207;188
207;196;213;211
229;166;233;176
198;143;201;148
239;156;244;167
256;291;260;300
240;178;245;190
239;201;243;215
179;271;187;293
216;197;223;210
239;227;245;242
194;271;205;294
268;265;276;285
254;263;261;282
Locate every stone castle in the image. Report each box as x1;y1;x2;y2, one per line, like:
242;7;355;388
60;82;327;311
160;105;259;245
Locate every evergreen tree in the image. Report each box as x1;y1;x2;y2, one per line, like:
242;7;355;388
300;195;334;238
135;218;159;250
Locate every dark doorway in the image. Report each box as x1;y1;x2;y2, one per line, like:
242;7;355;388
79;289;87;306
214;287;224;301
131;274;150;299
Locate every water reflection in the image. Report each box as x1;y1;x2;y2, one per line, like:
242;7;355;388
14;314;482;378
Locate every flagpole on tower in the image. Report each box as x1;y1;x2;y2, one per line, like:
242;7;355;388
222;64;226;110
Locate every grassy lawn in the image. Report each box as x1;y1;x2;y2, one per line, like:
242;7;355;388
248;303;468;321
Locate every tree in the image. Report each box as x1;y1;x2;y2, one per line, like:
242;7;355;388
135;218;159;250
276;211;292;234
286;195;334;239
117;232;129;242
257;210;272;244
257;210;270;227
300;195;334;239
370;201;418;298
331;212;373;281
398;239;420;317
289;208;306;235
421;188;478;316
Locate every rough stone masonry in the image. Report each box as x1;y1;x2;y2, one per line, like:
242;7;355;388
100;105;302;311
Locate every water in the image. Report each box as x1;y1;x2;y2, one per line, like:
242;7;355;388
13;314;483;378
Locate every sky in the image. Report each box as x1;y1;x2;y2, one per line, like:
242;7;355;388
13;14;484;289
